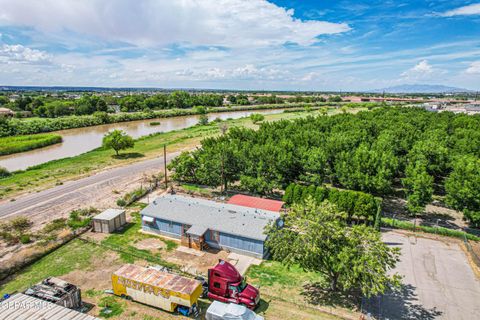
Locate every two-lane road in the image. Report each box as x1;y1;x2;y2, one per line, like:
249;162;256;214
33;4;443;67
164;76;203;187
0;152;180;219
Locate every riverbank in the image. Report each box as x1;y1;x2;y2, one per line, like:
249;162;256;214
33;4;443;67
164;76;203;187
0;103;331;137
0;134;62;156
0;109;332;200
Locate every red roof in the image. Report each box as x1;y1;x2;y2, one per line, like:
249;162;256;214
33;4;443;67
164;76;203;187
227;194;284;212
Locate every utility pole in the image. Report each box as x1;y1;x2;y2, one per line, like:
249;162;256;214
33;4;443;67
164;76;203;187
164;144;168;188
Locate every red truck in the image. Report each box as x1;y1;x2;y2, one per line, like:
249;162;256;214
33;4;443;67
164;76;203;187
204;260;260;309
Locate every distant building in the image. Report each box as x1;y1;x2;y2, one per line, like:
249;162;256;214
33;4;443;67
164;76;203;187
140;194;281;258
0;107;14;117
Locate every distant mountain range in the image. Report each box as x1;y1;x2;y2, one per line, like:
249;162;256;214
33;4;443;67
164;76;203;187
371;84;473;94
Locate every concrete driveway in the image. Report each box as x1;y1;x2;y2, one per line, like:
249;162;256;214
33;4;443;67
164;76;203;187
365;230;480;320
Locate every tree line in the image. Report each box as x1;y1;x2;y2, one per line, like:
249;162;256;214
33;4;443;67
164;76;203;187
0;91;336;118
168;107;480;227
283;183;382;226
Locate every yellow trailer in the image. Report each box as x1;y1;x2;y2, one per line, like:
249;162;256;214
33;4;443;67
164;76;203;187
112;264;202;313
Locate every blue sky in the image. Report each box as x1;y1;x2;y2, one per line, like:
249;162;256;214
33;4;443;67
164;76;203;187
0;0;479;90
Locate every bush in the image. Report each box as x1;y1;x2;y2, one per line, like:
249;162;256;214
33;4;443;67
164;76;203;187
149;121;161;126
198;114;209;125
0;166;10;178
250;113;265;124
116;198;127;207
20;234;31;244
67;208;97;230
42;218;67;233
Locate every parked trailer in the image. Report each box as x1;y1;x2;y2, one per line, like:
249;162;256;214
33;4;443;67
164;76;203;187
111;264;202;315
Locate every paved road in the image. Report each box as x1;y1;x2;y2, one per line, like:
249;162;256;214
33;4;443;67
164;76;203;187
0;152;180;219
365;230;480;320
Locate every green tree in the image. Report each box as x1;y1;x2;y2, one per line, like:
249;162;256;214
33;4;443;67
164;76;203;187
402;160;433;214
250;113;265;124
102;129;134;156
266;199;400;297
445;155;480;227
198;114;209;125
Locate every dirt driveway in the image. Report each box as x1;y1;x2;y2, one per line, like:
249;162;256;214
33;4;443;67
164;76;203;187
365;230;480;319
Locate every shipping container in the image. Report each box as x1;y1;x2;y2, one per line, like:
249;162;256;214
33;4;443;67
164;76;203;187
111;264;202;313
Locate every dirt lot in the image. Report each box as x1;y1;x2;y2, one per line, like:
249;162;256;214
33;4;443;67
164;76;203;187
365;230;480;319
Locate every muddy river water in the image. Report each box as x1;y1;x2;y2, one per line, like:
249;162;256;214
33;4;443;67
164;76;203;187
0;109;284;172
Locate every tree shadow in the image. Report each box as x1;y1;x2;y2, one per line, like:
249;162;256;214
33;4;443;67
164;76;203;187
363;284;442;320
112;152;145;159
301;282;360;310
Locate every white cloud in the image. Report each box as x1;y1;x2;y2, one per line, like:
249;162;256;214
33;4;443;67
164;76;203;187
0;0;350;48
466;61;480;74
401;60;446;80
440;4;480;17
0;44;51;64
175;64;290;81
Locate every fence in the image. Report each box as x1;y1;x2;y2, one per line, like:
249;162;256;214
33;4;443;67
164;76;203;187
463;235;480;270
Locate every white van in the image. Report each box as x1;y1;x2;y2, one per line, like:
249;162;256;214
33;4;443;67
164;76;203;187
206;301;264;320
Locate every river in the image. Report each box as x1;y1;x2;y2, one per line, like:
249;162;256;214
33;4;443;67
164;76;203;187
0;109;285;172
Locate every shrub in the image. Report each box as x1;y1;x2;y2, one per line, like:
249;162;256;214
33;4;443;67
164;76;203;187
0;166;11;178
42;218;67;233
67;208;97;230
116;198;127;207
20;234;31;244
250;113;265;124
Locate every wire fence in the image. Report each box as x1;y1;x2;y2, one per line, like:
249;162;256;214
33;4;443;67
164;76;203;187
463;235;480;269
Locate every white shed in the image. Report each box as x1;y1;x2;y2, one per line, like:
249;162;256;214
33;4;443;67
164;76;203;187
92;209;126;233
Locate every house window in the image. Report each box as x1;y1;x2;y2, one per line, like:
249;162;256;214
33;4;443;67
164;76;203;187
210;230;220;242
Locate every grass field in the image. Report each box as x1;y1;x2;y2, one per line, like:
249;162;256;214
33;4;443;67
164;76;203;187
0;109;337;199
0;133;62;156
0;239;108;294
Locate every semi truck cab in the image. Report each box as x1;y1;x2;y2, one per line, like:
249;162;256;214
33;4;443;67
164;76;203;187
207;260;260;309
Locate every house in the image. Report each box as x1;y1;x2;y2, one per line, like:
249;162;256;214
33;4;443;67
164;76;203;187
92;209;126;233
140;194;281;258
0;107;14;117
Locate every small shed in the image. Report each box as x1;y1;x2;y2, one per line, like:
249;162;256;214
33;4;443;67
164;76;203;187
92;209;126;233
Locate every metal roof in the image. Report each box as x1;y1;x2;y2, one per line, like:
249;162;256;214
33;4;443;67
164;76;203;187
141;194;279;241
186;224;209;236
93;208;125;221
227;194;284;212
0;293;99;320
114;264;201;295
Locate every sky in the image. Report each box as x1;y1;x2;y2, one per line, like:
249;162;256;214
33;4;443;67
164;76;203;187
0;0;479;91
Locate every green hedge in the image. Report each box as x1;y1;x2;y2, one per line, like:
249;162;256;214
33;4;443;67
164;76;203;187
283;183;382;225
0;134;62;155
381;217;480;241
